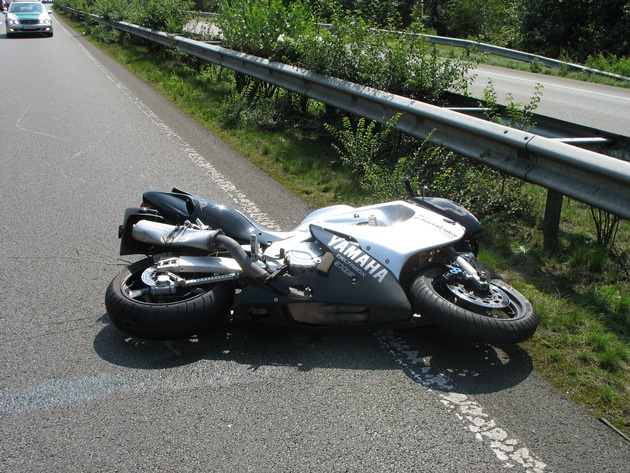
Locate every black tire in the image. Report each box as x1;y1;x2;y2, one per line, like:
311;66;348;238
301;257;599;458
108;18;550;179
105;257;234;340
410;266;538;344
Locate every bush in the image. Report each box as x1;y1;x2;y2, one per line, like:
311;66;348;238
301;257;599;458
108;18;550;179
219;1;475;104
281;15;474;104
325;115;533;219
585;54;630;78
92;0;129;22
217;0;313;58
55;0;92;15
445;0;510;43
57;0;195;34
128;0;194;33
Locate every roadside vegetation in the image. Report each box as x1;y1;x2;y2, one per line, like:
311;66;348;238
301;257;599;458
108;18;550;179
54;0;629;438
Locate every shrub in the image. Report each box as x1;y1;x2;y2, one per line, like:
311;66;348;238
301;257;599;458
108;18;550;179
128;0;195;33
325;115;533;219
585;54;630;78
92;0;129;22
219;1;475;105
481;79;543;132
217;0;313;58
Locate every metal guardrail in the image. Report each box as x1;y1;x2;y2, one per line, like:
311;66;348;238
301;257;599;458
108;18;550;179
314;22;630;83
58;6;630;223
422;35;630;84
442;92;628;151
182;14;630;156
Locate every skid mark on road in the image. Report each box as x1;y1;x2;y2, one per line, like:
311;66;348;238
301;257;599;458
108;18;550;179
375;329;547;473
11;92;73;142
0;362;279;414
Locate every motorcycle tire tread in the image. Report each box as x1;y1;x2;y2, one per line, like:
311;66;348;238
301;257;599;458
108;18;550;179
410;267;539;344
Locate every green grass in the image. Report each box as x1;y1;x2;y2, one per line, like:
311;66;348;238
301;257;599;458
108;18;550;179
61;14;630;438
479;190;629;434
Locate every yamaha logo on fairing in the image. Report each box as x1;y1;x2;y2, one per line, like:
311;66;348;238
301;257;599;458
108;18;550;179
327;235;389;283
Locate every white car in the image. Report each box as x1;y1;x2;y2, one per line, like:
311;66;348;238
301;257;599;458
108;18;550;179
5;1;53;38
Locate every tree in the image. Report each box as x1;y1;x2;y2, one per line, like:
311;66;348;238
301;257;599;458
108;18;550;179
519;0;630;60
445;0;507;41
589;0;630;59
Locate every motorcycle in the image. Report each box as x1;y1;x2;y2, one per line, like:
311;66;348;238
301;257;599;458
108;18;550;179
105;179;538;344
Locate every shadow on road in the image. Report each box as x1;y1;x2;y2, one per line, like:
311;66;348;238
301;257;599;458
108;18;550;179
94;314;534;395
377;324;535;395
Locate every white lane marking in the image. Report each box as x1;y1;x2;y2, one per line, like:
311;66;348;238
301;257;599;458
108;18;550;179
375;329;547;473
57;20;279;229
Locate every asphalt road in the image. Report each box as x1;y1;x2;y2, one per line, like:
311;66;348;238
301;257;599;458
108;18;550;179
469;64;630;137
1;12;629;473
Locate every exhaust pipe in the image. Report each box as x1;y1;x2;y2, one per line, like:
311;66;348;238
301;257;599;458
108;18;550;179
132;220;268;279
132;220;222;251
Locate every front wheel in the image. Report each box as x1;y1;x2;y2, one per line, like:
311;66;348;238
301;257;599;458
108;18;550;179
105;257;234;340
410;266;538;344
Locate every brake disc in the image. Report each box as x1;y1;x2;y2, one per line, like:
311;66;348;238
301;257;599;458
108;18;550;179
141;266;160;286
446;282;510;309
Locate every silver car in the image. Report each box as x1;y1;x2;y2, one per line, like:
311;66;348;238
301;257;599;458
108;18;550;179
5;1;53;38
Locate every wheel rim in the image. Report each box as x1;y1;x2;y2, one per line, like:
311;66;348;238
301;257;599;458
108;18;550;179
122;264;210;304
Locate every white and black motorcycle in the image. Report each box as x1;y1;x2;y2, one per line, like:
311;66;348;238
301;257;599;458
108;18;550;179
105;179;538;344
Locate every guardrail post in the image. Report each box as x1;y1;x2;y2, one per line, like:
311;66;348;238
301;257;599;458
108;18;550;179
543;190;563;247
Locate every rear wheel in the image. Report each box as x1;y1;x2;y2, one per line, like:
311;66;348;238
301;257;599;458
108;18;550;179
105;257;234;340
410;266;538;344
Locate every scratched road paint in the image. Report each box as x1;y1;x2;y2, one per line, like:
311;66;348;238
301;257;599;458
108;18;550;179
60;21;279;231
0;361;278;415
375;329;547;473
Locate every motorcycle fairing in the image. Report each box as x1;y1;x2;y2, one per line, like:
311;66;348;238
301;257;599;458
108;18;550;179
309;201;466;278
234;223;413;322
243;250;409;308
409;197;483;237
234;260;413;324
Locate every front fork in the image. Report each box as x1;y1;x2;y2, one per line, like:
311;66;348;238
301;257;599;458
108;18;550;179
444;247;489;291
